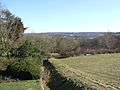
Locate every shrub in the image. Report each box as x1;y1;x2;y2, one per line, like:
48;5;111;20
10;40;43;60
16;40;35;58
34;53;43;65
0;49;12;57
6;57;40;80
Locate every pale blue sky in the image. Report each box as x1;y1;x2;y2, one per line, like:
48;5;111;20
1;0;120;33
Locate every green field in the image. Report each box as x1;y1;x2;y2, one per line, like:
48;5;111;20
0;80;41;90
50;53;120;90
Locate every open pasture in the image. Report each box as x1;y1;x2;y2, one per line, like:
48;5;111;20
50;53;120;90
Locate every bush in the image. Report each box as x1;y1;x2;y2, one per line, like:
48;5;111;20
10;40;43;59
0;49;12;57
6;57;40;80
16;40;35;58
10;40;37;58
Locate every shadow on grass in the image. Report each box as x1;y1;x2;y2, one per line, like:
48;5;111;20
43;60;84;90
0;68;32;80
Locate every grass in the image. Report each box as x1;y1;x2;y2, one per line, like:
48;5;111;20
0;80;41;90
50;53;120;90
0;57;50;90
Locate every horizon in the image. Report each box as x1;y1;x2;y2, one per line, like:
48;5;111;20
1;0;120;33
24;31;120;34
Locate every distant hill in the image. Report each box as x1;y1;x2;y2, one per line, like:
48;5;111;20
43;32;105;37
24;32;120;38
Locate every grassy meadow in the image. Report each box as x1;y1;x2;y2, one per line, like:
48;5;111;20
50;53;120;90
0;80;41;90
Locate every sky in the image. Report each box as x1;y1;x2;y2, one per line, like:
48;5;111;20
1;0;120;33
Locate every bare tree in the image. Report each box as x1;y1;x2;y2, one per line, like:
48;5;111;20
104;32;117;50
0;8;25;56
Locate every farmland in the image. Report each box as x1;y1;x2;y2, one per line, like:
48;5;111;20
1;0;120;90
50;53;120;90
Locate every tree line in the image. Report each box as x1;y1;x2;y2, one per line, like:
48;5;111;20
25;32;120;58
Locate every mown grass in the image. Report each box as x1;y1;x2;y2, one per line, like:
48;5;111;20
0;80;41;90
0;58;39;90
50;53;120;90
